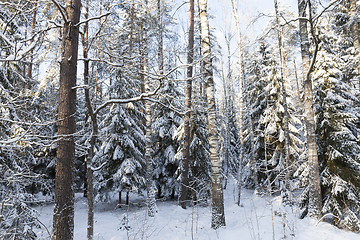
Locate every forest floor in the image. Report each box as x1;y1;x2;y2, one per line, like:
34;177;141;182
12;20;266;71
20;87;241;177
34;181;359;240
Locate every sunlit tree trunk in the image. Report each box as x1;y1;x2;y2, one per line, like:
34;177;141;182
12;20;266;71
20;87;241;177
297;0;322;218
53;0;81;239
180;0;194;209
199;0;225;229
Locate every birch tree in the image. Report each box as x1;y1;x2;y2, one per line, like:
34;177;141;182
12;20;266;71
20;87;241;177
297;0;322;218
199;0;225;229
180;0;195;209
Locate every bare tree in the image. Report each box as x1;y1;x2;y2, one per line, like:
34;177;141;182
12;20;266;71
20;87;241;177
199;0;225;229
52;0;81;239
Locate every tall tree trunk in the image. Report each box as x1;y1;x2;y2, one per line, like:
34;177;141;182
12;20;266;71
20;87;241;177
94;0;102;103
157;0;164;74
81;1;96;239
199;0;225;229
274;0;291;201
297;0;322;218
222;34;231;190
27;0;37;79
143;0;157;217
350;0;360;89
180;0;194;210
350;0;360;49
230;0;245;206
293;53;303;114
53;0;81;239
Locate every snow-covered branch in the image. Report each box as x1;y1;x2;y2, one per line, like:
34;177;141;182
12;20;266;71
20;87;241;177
50;0;67;22
75;12;110;27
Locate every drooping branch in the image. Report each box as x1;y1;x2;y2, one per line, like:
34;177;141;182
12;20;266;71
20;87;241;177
50;0;67;22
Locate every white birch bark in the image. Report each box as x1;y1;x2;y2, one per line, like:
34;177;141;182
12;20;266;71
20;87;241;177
297;0;322;218
143;0;157;217
199;0;225;229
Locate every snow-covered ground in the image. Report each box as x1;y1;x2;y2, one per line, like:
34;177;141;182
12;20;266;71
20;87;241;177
34;183;359;240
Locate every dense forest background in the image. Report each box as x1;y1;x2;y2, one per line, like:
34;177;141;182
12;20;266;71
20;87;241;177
0;0;359;239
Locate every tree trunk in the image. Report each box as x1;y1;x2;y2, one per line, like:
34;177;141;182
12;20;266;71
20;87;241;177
180;0;194;210
274;0;291;201
350;0;360;49
157;0;164;74
293;53;303;114
297;0;322;218
350;0;360;89
94;0;102;103
230;0;245;207
143;0;157;217
27;0;37;79
119;191;122;207
199;0;225;229
53;0;81;239
81;1;96;238
145;64;157;217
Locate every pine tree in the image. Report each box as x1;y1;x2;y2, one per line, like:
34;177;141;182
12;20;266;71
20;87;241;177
304;9;360;231
152;80;183;199
243;43;303;194
93;85;146;202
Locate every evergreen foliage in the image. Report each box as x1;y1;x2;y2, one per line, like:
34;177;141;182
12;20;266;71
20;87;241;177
152;80;183;199
243;43;303;193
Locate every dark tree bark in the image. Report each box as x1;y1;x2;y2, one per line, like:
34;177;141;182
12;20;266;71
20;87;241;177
53;0;81;239
180;0;194;210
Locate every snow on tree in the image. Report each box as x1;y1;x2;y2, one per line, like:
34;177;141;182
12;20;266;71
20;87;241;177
242;42;303;194
297;13;360;231
152;80;183;199
93;100;146;202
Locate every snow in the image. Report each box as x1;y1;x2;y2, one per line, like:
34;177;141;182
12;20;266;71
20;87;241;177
34;182;359;240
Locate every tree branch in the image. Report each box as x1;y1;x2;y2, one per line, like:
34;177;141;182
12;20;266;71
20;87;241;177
75;12;110;27
51;0;67;22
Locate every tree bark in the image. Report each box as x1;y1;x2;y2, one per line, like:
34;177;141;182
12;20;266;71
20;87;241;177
199;0;225;229
27;0;37;79
180;0;194;210
350;0;360;49
80;1;96;238
297;0;322;218
143;0;157;217
53;0;81;239
274;0;291;201
157;0;164;74
230;0;245;207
